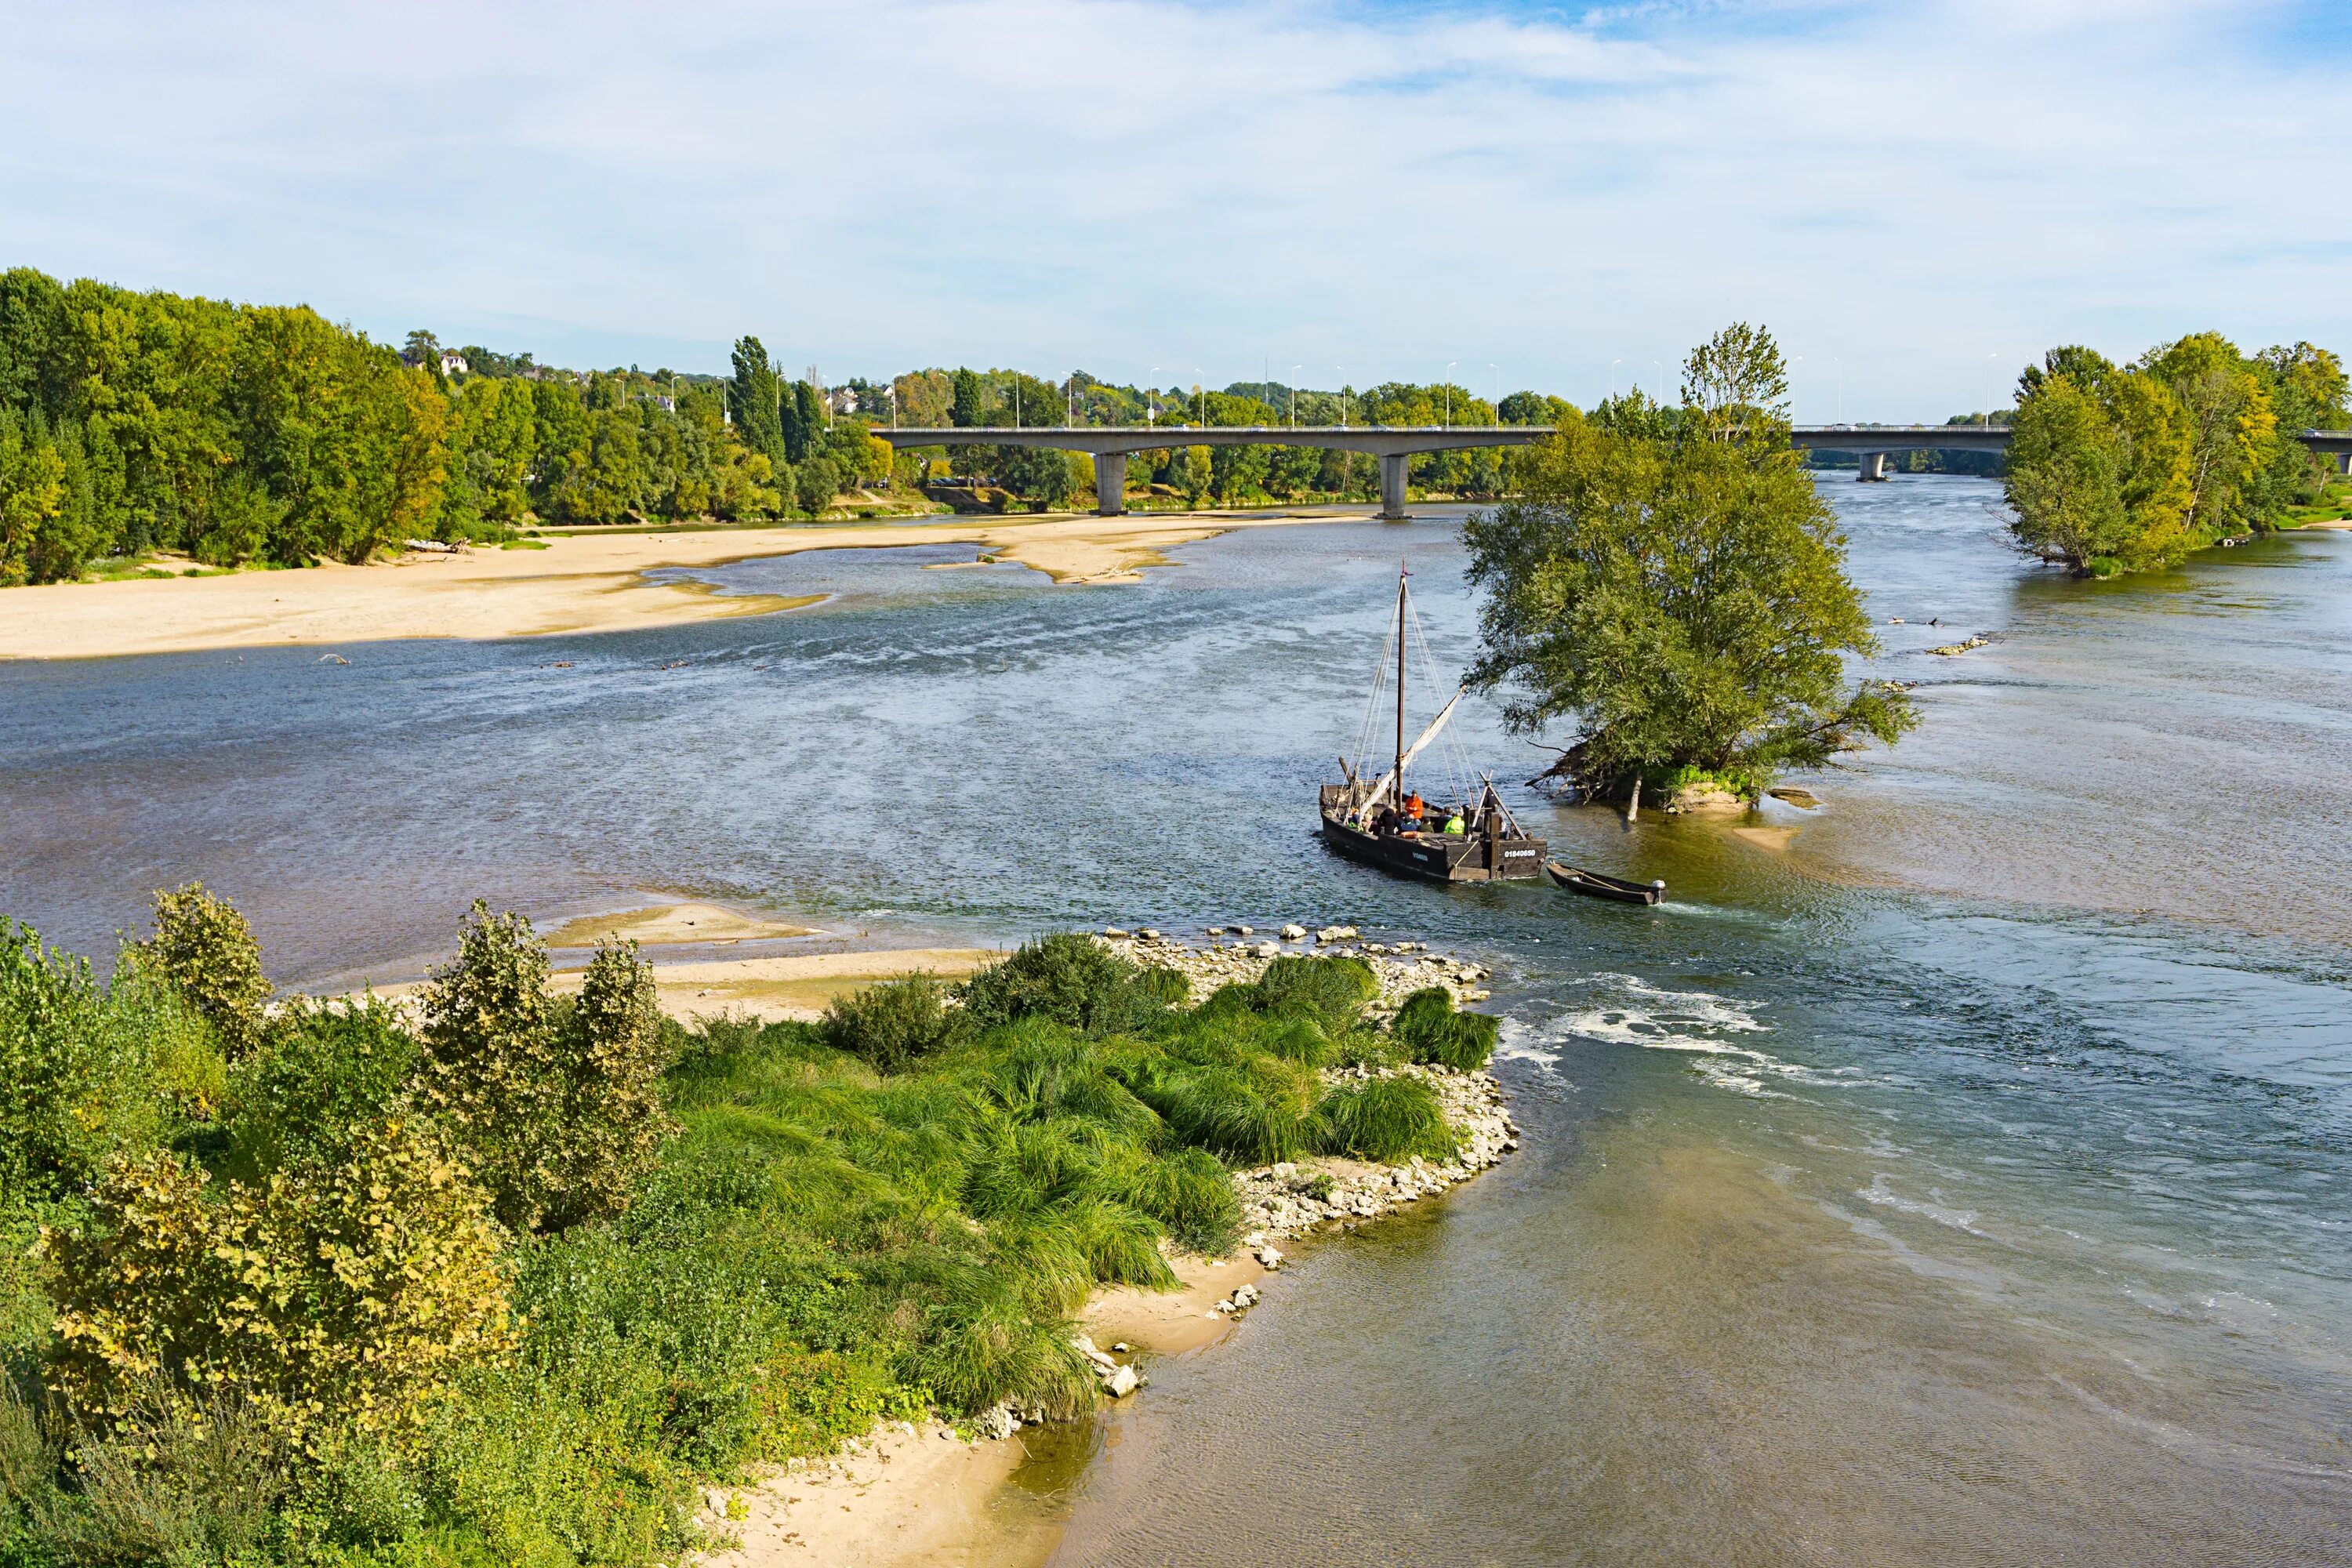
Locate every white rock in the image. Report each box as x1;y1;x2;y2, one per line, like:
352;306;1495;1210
1234;925;1254;935
1104;1364;1140;1398
1254;1244;1283;1269
1138;927;1160;940
1104;927;1128;938
1281;924;1307;940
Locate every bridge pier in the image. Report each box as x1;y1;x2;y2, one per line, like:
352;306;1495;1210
1857;452;1890;482
1093;452;1127;516
2337;451;2352;477
1379;453;1409;519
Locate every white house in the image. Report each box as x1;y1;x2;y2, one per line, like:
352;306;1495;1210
438;351;470;377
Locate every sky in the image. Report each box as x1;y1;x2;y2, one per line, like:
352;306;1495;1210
5;0;2352;420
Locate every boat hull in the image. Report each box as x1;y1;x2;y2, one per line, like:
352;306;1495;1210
1543;860;1665;905
1319;807;1548;884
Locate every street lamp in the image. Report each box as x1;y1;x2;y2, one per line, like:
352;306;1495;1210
1290;365;1303;430
1066;372;1075;429
1445;361;1457;428
1336;368;1348;427
1833;358;1842;424
1487;363;1499;420
887;383;897;430
1195;369;1204;427
1147;368;1159;426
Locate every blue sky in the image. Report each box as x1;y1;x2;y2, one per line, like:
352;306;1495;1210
5;0;2350;419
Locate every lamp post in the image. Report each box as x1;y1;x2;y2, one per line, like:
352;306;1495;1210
887;383;897;430
1290;365;1303;430
1337;368;1348;428
1487;363;1499;419
1147;368;1159;426
1445;361;1457;428
1195;369;1204;427
1833;358;1842;424
1066;372;1075;429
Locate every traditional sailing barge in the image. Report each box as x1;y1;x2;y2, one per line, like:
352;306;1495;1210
1318;566;1548;884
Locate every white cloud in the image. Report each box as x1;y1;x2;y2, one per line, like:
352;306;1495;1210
0;0;2345;417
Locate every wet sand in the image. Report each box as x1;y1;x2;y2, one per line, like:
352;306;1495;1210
0;510;1361;661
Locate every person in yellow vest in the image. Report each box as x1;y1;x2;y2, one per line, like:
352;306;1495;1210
1444;810;1465;834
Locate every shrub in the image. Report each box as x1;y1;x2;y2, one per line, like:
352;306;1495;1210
226;996;416;1176
1391;986;1499;1071
45;1119;512;1452
0;922;212;1203
1136;966;1191;1006
1253;954;1377;1029
136;884;270;1062
1315;1076;1458;1163
956;935;1159;1035
417;904;673;1233
1147;1059;1323;1165
38;1384;296;1567
820;973;967;1073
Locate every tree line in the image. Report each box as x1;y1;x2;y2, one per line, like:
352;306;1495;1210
2004;334;2347;574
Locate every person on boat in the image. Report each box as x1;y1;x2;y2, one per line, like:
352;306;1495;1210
1444;811;1465;834
1406;792;1425;821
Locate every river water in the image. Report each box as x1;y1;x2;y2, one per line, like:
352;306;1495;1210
3;481;2348;1565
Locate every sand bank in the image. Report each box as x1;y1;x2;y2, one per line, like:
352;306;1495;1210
354;945;1000;1023
542;902;815;948
0;510;1356;661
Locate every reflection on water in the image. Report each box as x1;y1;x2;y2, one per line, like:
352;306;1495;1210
2;481;2348;1564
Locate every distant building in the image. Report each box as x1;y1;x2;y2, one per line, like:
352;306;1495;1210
439;351;470;377
829;387;860;415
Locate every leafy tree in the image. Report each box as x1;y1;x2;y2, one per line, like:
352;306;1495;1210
950;368;982;428
793;454;840;516
2004;376;2130;571
727;336;783;466
2139;332;2283;534
786;380;822;463
1463;325;1914;799
415;904;672;1234
136;883;270;1062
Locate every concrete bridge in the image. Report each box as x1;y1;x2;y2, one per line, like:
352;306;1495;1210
874;424;2352;517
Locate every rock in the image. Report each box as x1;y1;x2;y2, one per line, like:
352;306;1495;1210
1103;927;1128;938
1234;924;1254;936
1254;1244;1283;1269
1281;924;1307;940
1138;927;1160;940
1111;1341;1130;1353
1104;1364;1140;1398
1206;926;1225;936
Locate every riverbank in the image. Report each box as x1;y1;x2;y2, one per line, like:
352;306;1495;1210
700;928;1519;1568
0;508;1366;660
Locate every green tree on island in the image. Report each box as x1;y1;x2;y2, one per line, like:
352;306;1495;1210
2005;333;2345;575
1461;324;1915;804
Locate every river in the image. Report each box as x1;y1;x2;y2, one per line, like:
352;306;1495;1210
3;479;2347;1565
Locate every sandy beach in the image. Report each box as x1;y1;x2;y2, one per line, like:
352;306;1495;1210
0;509;1359;661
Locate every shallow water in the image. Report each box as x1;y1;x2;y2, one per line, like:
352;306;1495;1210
3;481;2348;1564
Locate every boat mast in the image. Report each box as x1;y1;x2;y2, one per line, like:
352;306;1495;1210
1394;563;1406;808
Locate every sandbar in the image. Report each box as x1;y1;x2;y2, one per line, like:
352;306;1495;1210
541;902;815;948
0;510;1359;661
559;947;1002;1022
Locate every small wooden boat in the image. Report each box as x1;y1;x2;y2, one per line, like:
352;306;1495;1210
1544;861;1666;905
1319;564;1548;885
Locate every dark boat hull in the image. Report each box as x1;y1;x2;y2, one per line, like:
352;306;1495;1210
1319;808;1548;884
1544;860;1665;905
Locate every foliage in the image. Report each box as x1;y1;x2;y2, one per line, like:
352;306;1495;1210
0;906;1506;1565
416;905;673;1234
1315;1076;1457;1163
0;921;216;1203
45;1118;512;1451
956;934;1163;1036
137;881;270;1062
2008;331;2306;574
819;971;969;1073
1391;987;1498;1071
1464;325;1915;796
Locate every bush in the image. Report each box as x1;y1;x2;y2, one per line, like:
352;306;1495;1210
1146;1058;1323;1165
417;904;673;1233
820;973;967;1073
136;884;270;1062
0;921;215;1203
1136;966;1190;1007
1253;954;1377;1029
956;935;1160;1036
1315;1076;1458;1163
1104;1146;1240;1254
45;1119;512;1451
227;996;416;1176
1391;986;1498;1071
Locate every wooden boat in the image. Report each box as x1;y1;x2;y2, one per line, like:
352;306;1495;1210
1319;566;1548;884
1544;861;1666;906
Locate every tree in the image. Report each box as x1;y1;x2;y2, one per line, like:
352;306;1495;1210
728;336;783;466
2140;332;2282;534
136;883;270;1062
414;904;672;1234
787;380;822;463
950;368;982;429
2004;375;2130;572
1462;326;1913;800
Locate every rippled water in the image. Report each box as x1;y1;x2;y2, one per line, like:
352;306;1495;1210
3;482;2348;1565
